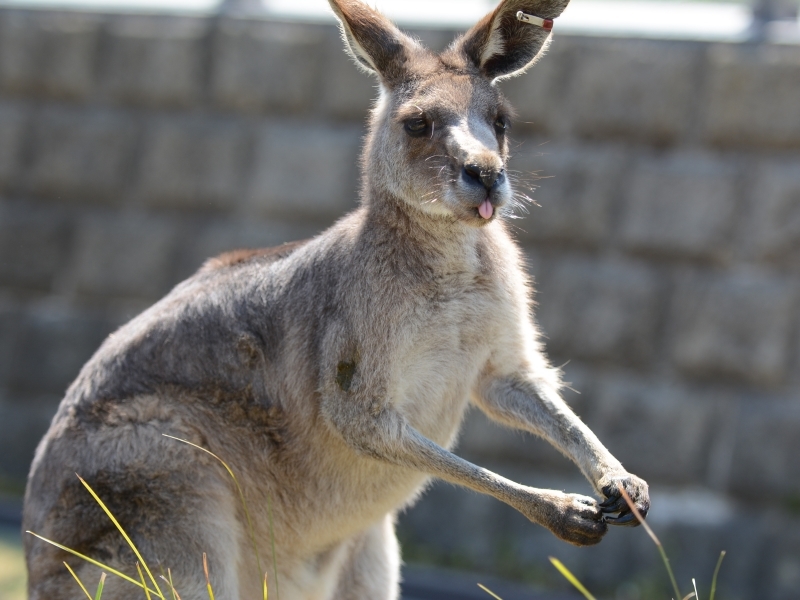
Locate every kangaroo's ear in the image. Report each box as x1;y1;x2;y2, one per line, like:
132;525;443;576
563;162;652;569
328;0;419;86
457;0;570;81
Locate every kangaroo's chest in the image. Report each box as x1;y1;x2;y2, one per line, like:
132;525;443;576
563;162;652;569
391;271;507;445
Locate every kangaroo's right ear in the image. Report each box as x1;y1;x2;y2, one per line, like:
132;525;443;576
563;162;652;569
328;0;419;86
457;0;571;81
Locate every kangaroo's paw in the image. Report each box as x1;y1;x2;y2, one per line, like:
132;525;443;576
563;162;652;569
599;473;650;527
545;492;608;546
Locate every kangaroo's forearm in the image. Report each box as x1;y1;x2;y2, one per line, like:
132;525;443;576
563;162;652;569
325;402;558;524
478;377;624;486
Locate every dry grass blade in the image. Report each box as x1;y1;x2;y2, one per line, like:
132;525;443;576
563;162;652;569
94;573;107;600
681;593;696;600
477;583;503;599
617;486;682;600
203;553;215;600
77;475;164;599
63;561;93;600
710;551;726;600
27;531;158;595
263;572;268;600
161;435;274;597
137;563;152;600
160;568;182;600
266;496;279;600
548;557;597;600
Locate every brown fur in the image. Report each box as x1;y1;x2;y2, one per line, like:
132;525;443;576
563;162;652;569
23;2;649;599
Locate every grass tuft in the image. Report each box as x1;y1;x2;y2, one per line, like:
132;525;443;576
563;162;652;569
75;475;164;599
477;582;504;599
27;530;159;596
710;551;726;600
63;561;93;600
161;434;277;598
549;485;727;600
548;558;597;600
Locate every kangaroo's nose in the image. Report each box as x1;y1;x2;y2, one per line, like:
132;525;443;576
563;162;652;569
462;164;503;190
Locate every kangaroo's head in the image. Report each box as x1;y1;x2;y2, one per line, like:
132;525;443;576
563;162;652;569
329;0;568;227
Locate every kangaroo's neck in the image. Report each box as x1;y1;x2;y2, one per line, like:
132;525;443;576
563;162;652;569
361;187;486;277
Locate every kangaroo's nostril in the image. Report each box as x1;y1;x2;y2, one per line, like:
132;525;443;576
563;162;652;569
463;164;483;186
463;164;502;190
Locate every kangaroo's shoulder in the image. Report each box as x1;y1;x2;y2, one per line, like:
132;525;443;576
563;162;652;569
200;238;312;272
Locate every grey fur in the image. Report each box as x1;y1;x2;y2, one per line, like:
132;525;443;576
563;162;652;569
23;1;649;598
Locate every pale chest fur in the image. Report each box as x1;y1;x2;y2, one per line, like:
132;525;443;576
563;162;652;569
385;256;518;447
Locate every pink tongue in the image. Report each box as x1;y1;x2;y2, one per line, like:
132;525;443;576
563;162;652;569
478;199;493;220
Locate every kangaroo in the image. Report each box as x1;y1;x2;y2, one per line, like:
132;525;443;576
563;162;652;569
23;1;650;599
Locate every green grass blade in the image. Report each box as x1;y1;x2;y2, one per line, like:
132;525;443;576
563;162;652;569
63;561;93;600
263;572;268;600
617;486;683;600
94;572;107;600
477;583;503;599
549;557;597;600
710;551;726;600
27;531;158;595
76;475;164;599
162;435;268;597
137;563;152;600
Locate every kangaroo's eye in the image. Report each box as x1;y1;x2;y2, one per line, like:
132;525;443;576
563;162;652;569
494;116;508;135
404;118;429;137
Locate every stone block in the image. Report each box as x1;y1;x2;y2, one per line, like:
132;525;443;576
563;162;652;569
101;15;206;107
1;304;115;395
0;392;62;480
317;24;454;122
670;271;796;386
620;152;738;262
497;37;572;135
26;108;138;202
730;398;800;500
211;19;325;114
0;303;16;388
589;377;723;485
0;200;72;290
246;119;361;221
457;364;595;472
0;102;26;189
508;142;624;247
137;116;249;211
71;213;179;299
568;39;697;143
703;44;800;149
0;10;100;99
535;258;661;365
318;27;377;121
746;159;800;263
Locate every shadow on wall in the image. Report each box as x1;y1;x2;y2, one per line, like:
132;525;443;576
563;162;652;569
0;6;800;599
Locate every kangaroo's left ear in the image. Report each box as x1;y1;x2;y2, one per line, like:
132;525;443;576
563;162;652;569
456;0;570;81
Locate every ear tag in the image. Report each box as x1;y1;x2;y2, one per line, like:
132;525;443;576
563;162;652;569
516;11;554;31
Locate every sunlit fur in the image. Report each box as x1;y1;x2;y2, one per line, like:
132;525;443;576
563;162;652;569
23;1;649;599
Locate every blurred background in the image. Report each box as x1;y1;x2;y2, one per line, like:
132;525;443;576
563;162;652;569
1;0;800;598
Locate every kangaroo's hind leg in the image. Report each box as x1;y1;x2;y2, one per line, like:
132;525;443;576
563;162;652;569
25;420;244;600
333;513;401;600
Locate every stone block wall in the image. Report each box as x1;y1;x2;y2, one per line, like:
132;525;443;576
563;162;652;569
1;6;799;598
